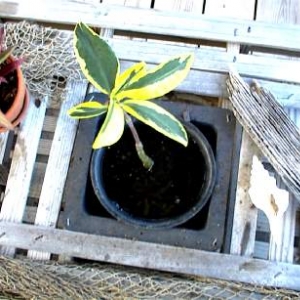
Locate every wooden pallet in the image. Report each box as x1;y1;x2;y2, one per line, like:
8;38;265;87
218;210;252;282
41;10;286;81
0;0;299;291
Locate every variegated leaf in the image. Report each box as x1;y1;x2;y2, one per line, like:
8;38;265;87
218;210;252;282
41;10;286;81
111;61;146;98
68;101;107;119
116;53;194;101
74;22;119;94
93;100;124;148
122;100;187;146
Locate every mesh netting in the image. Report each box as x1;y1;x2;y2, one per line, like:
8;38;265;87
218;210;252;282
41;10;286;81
3;21;83;100
0;256;299;299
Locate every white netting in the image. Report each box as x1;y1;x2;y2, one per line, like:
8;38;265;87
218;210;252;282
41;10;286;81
3;21;83;100
0;256;299;299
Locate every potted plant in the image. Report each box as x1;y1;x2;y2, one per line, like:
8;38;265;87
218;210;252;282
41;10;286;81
68;22;216;228
0;26;29;132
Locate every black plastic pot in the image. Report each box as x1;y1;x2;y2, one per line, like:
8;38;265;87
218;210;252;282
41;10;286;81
90;120;217;229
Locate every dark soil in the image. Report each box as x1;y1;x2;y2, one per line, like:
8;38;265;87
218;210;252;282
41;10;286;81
101;122;207;220
0;69;17;113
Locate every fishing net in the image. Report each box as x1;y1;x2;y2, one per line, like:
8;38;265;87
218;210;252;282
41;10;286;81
3;21;83;100
0;255;299;299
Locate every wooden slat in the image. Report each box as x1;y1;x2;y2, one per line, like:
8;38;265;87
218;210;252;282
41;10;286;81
113;39;273;77
0;97;47;256
28;80;88;260
256;0;300;24
42;116;58;133
268;190;298;262
102;0;151;8
0;133;9;163
230;135;260;256
28;162;47;199
204;0;255;19
0;222;300;291
0;1;300;52
37;139;52;156
256;0;299;264
154;0;204;13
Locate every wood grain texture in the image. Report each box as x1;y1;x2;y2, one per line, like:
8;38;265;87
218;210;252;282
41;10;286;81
28;80;88;260
0;97;47;256
0;133;8;163
204;0;255;19
154;0;204;13
0;1;299;51
102;0;151;8
256;0;300;24
0;222;300;291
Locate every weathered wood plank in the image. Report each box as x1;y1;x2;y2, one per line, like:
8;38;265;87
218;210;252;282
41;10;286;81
42;116;58;133
102;0;151;8
230;134;261;256
204;0;255;19
0;133;9;163
268;190;298;263
37;139;52;156
154;0;204;13
110;37;300;85
0;1;300;52
256;0;300;24
0;97;47;256
256;0;300;264
28;80;88;260
0;222;299;291
28;162;47;199
153;0;204;46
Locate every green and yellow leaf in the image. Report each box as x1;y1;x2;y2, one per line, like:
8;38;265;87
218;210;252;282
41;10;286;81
111;61;146;99
68;101;107;119
93;100;124;149
122;100;188;146
115;53;194;101
74;22;119;94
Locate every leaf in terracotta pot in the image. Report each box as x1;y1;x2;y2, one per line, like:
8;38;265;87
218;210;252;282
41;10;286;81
122;99;187;146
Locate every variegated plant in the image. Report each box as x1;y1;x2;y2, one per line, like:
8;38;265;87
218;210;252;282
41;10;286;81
68;22;194;169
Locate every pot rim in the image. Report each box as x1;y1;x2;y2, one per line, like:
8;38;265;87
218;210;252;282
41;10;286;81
90;120;217;229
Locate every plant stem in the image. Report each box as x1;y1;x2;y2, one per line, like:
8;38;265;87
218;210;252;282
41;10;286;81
124;113;154;170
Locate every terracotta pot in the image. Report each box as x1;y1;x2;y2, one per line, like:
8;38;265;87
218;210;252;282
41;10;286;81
0;59;29;132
